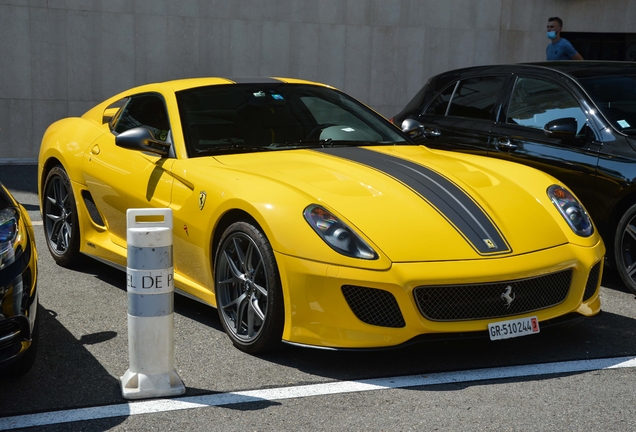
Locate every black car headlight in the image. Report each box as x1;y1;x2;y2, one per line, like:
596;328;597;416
547;185;593;237
304;204;378;260
0;207;23;270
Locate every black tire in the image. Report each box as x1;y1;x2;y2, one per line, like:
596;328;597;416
42;166;81;267
214;221;284;354
614;203;636;295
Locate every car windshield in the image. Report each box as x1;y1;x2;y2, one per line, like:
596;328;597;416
175;83;408;157
578;75;636;136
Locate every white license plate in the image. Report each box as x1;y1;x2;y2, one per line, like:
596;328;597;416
488;316;540;341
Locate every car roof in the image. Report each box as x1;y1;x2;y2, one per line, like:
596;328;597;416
433;61;636;82
524;61;636;79
131;77;330;94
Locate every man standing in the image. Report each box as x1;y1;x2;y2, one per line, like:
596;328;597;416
546;17;584;60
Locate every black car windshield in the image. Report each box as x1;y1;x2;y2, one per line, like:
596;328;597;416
578;75;636;136
175;83;408;157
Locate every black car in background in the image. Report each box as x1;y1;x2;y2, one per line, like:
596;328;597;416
0;183;39;376
392;61;636;295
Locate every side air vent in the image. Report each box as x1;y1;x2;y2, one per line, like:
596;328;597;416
342;285;406;328
81;190;105;226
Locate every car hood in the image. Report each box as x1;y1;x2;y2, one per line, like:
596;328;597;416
212;145;570;262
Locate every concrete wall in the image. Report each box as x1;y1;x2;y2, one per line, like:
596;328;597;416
1;0;635;162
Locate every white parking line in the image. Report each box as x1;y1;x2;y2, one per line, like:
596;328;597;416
31;220;43;226
1;356;635;430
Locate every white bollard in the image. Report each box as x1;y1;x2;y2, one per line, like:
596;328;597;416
119;208;185;399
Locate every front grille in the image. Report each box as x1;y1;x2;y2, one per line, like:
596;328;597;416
342;285;406;328
413;269;573;321
583;261;601;301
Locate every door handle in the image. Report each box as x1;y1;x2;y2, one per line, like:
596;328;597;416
424;127;441;138
496;139;517;151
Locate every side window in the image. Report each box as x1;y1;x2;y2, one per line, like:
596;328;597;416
507;77;587;135
423;83;456;116
446;76;507;120
113;94;170;141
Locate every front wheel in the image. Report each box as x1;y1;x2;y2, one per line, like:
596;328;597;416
614;203;636;295
43;166;81;267
214;221;284;354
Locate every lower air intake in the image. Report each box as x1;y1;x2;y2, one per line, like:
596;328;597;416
583;261;601;301
342;285;405;328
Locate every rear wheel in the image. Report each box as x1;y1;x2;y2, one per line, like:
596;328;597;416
43;166;81;267
614;203;636;295
214;221;284;354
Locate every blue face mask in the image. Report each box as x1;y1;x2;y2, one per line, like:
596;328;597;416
547;31;557;40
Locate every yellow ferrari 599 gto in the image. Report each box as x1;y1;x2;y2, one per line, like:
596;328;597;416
38;77;604;353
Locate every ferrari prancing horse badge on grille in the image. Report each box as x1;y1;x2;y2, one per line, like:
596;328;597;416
501;285;515;308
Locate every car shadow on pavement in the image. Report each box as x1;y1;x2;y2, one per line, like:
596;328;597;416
0;305;127;428
255;308;636;385
63;256;227;333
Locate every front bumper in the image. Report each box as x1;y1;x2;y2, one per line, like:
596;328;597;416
277;241;604;349
0;229;38;368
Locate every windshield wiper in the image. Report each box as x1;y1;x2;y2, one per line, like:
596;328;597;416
194;145;273;155
288;139;411;147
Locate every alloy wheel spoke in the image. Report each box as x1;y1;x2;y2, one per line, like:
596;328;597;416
235;295;249;334
224;249;247;282
222;292;247;312
252;282;268;298
54;180;65;207
46;194;58;209
626;223;636;242
250;296;265;322
246;298;258;337
60;223;71;250
46;213;62;228
250;258;263;281
232;237;247;272
47;217;64;248
244;242;256;274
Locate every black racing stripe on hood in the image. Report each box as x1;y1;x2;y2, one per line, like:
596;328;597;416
314;147;511;255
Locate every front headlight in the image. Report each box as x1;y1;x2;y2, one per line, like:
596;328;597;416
0;207;21;270
303;204;378;260
547;185;593;237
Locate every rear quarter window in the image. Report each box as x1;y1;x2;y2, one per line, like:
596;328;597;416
445;76;507;120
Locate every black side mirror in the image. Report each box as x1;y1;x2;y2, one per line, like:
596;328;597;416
115;127;170;157
544;117;577;138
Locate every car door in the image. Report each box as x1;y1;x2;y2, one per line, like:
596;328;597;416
81;93;175;249
413;75;510;156
489;75;602;210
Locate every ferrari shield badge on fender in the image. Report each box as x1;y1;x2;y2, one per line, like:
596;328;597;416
199;191;207;210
